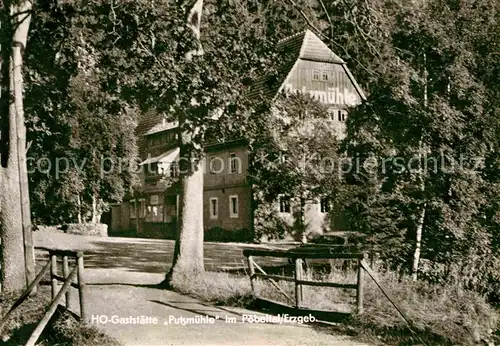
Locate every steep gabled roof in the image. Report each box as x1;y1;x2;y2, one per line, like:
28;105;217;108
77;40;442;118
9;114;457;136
137;30;364;149
144;120;178;136
247;29;352;101
279;29;345;64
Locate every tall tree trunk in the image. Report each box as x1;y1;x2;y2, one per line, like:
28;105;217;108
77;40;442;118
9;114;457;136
166;118;204;282
0;0;33;292
163;0;205;285
0;171;26;292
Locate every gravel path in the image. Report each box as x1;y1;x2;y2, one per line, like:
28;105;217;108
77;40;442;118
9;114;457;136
34;232;373;346
82;269;372;346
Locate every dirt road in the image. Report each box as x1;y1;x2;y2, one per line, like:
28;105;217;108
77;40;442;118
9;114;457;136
35;232;373;346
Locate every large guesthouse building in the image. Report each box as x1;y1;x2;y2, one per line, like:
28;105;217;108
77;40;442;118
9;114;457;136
110;30;364;240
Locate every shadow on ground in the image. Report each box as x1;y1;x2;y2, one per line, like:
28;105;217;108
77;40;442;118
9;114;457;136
36;237;293;275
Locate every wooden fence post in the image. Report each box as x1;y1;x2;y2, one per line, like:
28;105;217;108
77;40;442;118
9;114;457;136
25;267;78;346
294;257;303;308
356;257;364;314
50;254;57;300
62;255;72;311
247;256;255;293
77;253;86;321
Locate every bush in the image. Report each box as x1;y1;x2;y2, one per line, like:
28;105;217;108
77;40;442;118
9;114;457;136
204;227;253;243
170;267;499;345
254;204;291;241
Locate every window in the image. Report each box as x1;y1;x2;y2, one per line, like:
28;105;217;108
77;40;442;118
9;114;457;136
230;153;240;173
150;194;160;205
328;109;336;120
166;132;178;143
146;205;163;222
338;110;347;122
229;195;239;218
320;198;330;213
146;162;159;176
279;152;288;164
322;71;329;81
312;70;320;81
169;162;179;177
279;196;291;213
139;199;146;218
210;198;218;219
129;200;137;219
146;195;163;222
150;137;159;146
209;156;223;174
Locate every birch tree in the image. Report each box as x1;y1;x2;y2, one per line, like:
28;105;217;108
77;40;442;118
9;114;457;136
339;0;498;288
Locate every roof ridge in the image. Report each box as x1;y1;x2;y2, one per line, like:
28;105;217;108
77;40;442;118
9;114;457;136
277;29;308;44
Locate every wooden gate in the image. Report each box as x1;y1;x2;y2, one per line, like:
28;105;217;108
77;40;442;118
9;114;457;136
243;248;366;316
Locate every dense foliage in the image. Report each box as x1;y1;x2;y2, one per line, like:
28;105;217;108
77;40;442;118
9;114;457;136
22;0;316;224
6;0;498;300
247;0;500;302
250;93;342;240
323;0;500;301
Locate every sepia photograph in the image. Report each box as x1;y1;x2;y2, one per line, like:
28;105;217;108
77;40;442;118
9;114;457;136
0;0;499;345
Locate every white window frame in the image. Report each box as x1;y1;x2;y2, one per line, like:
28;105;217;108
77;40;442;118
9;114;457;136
338;110;347;122
279;196;291;214
169;162;179;177
328;109;336;121
150;194;160;205
129;199;137;219
320;198;330;213
279;152;288;164
312;70;320;81
209;197;218;219
229;195;239;218
209;156;224;174
230;153;240;174
322;71;329;81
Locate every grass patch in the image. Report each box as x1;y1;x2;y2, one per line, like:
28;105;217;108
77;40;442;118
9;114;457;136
170;264;499;345
0;285;121;345
41;311;121;346
169;271;255;307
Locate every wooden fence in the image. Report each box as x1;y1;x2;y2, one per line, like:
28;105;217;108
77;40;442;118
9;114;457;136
243;248;366;314
0;248;87;346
